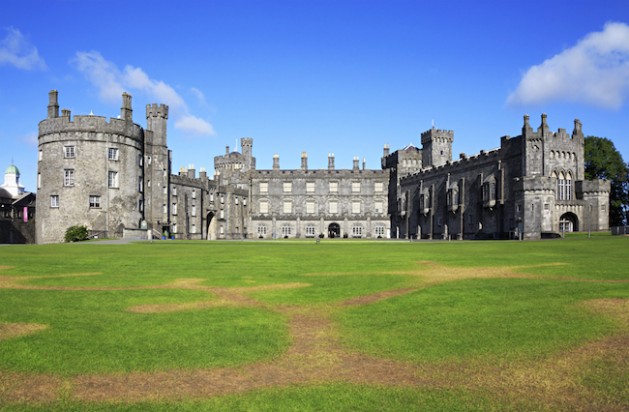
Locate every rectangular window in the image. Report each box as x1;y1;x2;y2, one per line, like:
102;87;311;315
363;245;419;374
306;200;315;214
283;182;292;193
352;182;361;193
305;225;316;237
352;226;363;237
352;201;361;214
329;181;338;193
64;169;75;186
163;204;167;214
191;224;196;234
192;190;197;199
89;195;101;208
37;173;41;189
172;186;177;196
259;182;268;193
329;200;338;214
375;201;383;214
219;209;225;219
191;205;197;216
108;171;118;188
38;150;43;161
306;182;315;193
50;195;59;208
257;225;268;236
283;200;292;214
108;147;119;160
172;224;177;233
138;178;143;193
139;199;144;212
259;200;269;214
375;182;383;192
172;203;178;215
375;225;386;236
163;186;167;195
64;146;75;158
281;225;292;236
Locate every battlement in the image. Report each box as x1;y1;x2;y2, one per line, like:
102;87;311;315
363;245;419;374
146;103;169;119
421;127;454;144
523;114;584;142
38;114;144;143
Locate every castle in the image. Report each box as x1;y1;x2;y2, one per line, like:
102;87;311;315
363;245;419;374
32;90;610;243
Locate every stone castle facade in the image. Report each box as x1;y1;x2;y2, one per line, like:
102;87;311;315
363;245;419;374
35;90;610;243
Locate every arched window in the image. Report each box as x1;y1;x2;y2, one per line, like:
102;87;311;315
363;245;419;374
565;171;573;200
558;172;566;200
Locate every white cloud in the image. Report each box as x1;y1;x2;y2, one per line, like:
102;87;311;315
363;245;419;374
71;51;214;136
175;114;216;136
507;22;629;109
0;27;46;70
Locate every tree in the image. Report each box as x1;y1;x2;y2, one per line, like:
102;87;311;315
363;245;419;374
64;225;89;242
584;136;628;226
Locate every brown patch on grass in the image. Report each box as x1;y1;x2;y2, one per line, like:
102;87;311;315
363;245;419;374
0;372;65;403
0;323;48;340
581;299;629;328
341;288;417;306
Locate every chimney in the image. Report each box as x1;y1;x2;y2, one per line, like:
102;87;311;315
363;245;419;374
328;153;335;170
48;90;59;119
362;157;366;170
187;164;196;179
120;92;133;121
199;167;207;180
383;144;390;157
225;146;230;155
61;108;71;118
353;156;359;171
273;154;280;170
301;152;308;171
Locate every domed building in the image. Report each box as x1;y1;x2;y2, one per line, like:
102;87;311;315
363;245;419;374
0;163;36;243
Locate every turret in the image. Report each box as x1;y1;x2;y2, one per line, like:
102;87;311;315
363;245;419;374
421;127;453;168
353;156;359;171
121;92;133;122
273;154;280;170
240;137;255;171
145;103;169;147
328;153;335;170
47;90;59;119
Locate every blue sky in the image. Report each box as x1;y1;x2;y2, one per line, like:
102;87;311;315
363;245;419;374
1;0;628;191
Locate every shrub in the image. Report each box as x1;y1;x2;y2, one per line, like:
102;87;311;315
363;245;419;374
64;225;89;243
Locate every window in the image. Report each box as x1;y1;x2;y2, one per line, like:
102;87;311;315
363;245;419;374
352;225;363;237
375;225;386;237
306;182;315;193
306;200;315;214
375;182;383;192
283;200;292;214
352;200;361;214
89;195;101;208
172;224;177;233
64;169;75;186
108;171;118;188
219;226;224;235
172;186;177;196
172;203;178;215
38;150;43;161
482;181;496;207
329;181;338;193
191;205;197;216
259;200;269;214
375;201;383;214
210;193;214;202
259;182;268;193
37;173;41;189
108;148;119;160
64;146;75;158
557;171;573;201
305;225;316;237
139;199;144;212
139;178;143;193
50;195;59;208
257;225;268;236
352;182;361;193
281;225;292;236
163;186;167;194
191;224;196;234
163;204;167;214
219;209;225;219
192;190;197;199
329;200;338;214
283;182;292;193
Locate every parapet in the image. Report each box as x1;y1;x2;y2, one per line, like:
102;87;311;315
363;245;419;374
146;103;169;119
421;127;454;145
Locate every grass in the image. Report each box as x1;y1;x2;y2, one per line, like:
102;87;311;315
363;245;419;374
0;234;627;410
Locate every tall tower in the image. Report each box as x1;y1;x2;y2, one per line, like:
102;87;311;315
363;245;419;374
144;103;171;234
240;137;256;171
421;127;453;168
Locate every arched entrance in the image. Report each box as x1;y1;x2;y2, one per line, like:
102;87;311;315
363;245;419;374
328;222;340;238
206;212;216;240
559;212;578;233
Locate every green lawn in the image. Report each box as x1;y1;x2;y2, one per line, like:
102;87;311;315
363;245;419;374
0;234;627;411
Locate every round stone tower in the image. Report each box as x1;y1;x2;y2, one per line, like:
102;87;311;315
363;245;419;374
36;90;145;243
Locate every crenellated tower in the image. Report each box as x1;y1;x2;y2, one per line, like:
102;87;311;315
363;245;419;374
144;103;171;235
421;127;453;168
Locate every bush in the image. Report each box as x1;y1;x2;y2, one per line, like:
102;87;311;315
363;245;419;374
64;225;89;243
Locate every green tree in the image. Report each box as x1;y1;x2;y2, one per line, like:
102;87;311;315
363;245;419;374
584;136;628;226
64;225;89;242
